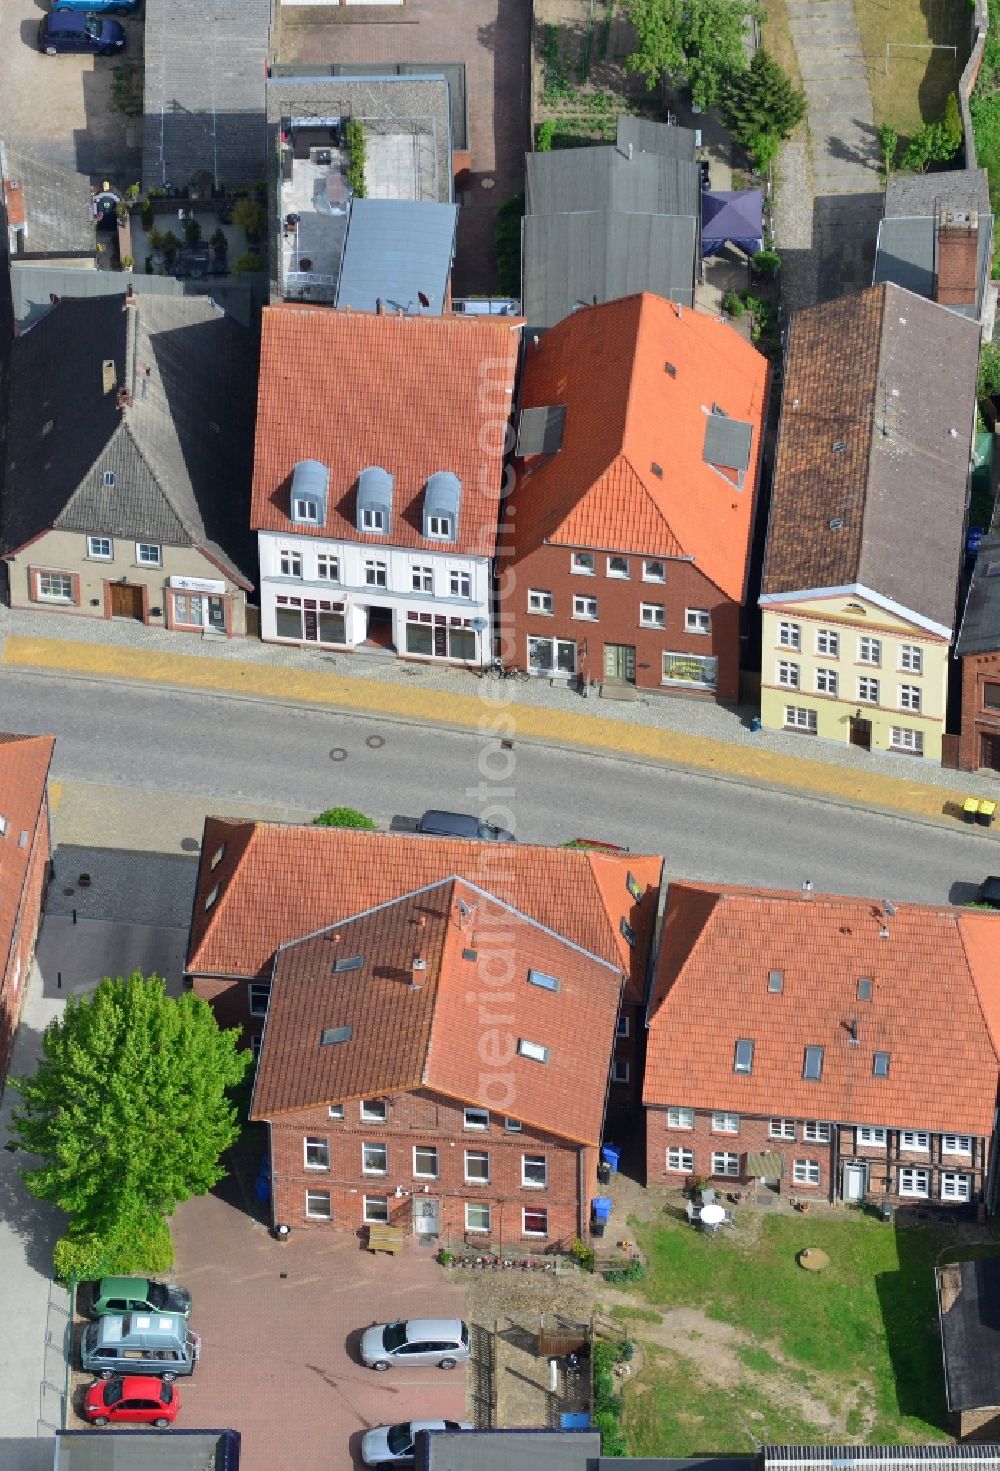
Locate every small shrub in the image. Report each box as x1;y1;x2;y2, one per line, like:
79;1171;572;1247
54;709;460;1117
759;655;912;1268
149;228;166;250
602;1259;646;1284
979;340;1000;400
121;255;134;271
569;1236;595;1271
536;119;556;151
752;248;781;279
438;1248;453;1265
493;192;525;297
211;228;228;250
233;197;266;241
232;251;262;277
721;291;745;318
943;92;964;153
314;807;378;830
116;199;130;224
345;120;367;199
184;216;202;243
140;199;154;230
877;122;899;174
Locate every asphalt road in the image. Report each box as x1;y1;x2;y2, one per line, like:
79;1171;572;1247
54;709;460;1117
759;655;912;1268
0;669;993;905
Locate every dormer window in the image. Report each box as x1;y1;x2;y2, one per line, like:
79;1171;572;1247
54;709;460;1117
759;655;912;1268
290;460;329;527
357;466;393;536
423;472;461;542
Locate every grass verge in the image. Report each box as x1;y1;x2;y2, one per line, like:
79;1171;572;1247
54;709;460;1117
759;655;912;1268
853;0;969;137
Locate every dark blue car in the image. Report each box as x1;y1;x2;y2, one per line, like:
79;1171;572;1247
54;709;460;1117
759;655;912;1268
53;0;141;12
38;12;126;53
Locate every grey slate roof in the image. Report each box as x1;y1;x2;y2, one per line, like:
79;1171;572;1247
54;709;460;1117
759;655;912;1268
1;293;257;586
885;167;991;218
0;142;95;255
270;62;468;151
10;263;256;331
522;210;697;330
937;1258;1000;1412
417;1429;602;1471
957;533;1000;656
616;114;698;163
526;146;701;220
336;199;458;314
54;1429;240;1471
141;0;269;190
873;213;993;320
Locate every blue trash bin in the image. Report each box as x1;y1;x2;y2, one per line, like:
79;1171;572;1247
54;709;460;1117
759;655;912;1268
750;716;762;732
592;1195;612;1223
600;1144;620;1173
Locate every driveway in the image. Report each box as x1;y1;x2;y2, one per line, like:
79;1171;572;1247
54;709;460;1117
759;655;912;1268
0;0;142;180
170;1188;468;1471
276;0;530;295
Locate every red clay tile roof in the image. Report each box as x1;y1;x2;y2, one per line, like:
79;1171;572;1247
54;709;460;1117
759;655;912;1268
0;733;54;981
511;294;769;601
250;877;622;1144
188;820;661;1005
644;882;1000;1136
250;306;522;558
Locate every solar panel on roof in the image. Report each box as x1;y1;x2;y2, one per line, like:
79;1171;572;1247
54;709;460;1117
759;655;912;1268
516;404;566;456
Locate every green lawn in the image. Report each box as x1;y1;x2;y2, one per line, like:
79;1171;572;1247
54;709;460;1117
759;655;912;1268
615;1212;1000;1454
853;0;970;139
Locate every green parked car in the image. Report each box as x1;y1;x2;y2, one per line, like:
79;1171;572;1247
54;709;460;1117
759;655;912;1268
88;1276;192;1320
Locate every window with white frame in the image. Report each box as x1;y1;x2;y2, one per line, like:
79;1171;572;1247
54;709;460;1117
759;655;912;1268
522;1155;548;1188
248;983;270;1017
361;508;386;533
803;1045;824;1081
517;1038;549;1064
608;556;629;578
504;1118;522;1133
528;636;577;676
364;1195;389;1222
663;651;717;689
361;1099;388;1122
640;603;665;628
858;636;882;665
523;1207;548;1236
364;559;387;588
316;554;340;581
571;552;594;575
643;560;666;582
363;1142;388;1175
898;684;922;713
37;572;75;601
464;1108;489;1130
304;1136;329;1170
941;1172;972;1201
778;621;801;650
857;1127;887;1146
942;1135;972;1155
412;564;433;593
667;1107;694;1129
466;1202;491;1233
413;1146;439;1178
573;595;597;620
891;726;923;755
785;707;817;733
529;589;553;613
898;1167;929;1197
305;1189;331;1219
815;628;839;657
136;543;161;566
449;569;472;599
88;536;113;560
802;1121;831;1143
328;1104;345;1120
858;676;880;703
293;497;319;523
712;1112;740;1134
777;661;800;689
901;1131;929;1151
792;1159;821;1186
815;668;838;696
899;644;923;673
712;1152;740;1176
464;1150;490;1183
612;1059;630;1084
769;1119;795;1139
685;608;711;634
427;515;451;539
616;1014;630;1038
666;1147;694;1173
279;550;302;578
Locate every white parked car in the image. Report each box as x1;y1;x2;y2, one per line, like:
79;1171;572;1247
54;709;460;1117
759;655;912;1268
361;1419;472;1465
360;1318;470;1371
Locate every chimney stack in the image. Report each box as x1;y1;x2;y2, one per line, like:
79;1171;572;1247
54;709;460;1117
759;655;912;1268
935;207;979;307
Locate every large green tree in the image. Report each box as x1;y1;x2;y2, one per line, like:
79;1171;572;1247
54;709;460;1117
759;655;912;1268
11;973;250;1238
721;47;806;149
624;0;760;109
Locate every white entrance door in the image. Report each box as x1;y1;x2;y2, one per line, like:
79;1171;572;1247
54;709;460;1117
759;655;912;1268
413;1197;440;1236
843;1163;867;1202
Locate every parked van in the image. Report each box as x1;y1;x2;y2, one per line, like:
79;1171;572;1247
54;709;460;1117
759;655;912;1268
81;1312;200;1379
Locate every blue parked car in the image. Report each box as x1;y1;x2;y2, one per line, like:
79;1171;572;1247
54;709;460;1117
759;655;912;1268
968;525;986;556
38;11;126;53
53;0;140;11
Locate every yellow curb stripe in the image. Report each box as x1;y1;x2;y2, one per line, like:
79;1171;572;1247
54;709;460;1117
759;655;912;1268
3;635;971;825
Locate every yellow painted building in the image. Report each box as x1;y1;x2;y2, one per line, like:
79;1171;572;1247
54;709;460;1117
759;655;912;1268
759;593;949;761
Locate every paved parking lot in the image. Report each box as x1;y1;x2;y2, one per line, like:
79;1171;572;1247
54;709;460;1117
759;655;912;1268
0;0;142;181
170;1188;469;1470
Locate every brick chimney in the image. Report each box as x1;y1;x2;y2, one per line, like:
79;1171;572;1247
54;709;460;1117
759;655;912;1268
935;207;979;308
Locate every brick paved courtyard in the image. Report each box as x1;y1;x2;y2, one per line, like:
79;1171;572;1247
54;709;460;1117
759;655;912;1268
171;1187;468;1470
276;0;531;294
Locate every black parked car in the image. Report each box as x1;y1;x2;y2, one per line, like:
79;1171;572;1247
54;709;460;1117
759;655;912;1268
38;12;126;54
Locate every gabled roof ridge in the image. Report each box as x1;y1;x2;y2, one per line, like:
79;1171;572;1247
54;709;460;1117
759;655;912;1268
275;874;459;954
956;910;1000;1064
858;282;890;548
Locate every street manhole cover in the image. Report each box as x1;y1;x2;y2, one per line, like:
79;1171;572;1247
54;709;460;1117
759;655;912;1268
366;735;386;749
329;747;348;762
63;888;75;897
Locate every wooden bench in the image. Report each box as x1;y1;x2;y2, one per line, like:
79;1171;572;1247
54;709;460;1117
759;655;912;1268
367;1224;406;1256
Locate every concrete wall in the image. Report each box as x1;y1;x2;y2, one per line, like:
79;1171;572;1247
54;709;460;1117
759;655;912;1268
959;0;990;171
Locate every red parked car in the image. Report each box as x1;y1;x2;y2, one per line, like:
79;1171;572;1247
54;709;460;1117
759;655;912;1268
84;1375;180;1427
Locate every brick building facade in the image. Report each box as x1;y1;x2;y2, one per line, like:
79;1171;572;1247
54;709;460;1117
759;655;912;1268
0;733;54;1083
956;532;1000;773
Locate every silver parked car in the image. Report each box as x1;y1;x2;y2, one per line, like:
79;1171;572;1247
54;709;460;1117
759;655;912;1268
361;1419;472;1465
360;1319;471;1371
